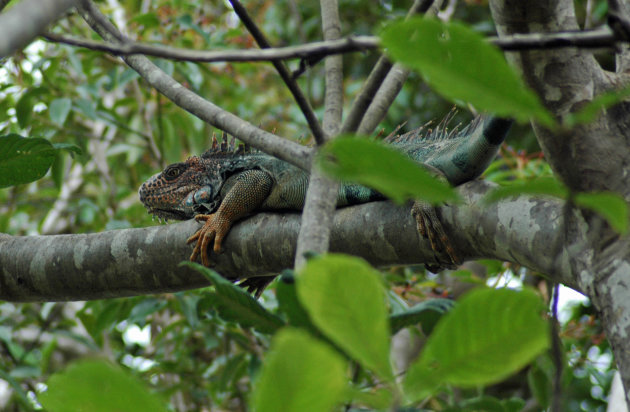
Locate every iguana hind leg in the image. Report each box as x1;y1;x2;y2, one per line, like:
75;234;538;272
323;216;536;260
412;163;462;270
411;200;461;270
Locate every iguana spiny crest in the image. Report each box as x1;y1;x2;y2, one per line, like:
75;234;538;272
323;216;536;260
139;134;258;222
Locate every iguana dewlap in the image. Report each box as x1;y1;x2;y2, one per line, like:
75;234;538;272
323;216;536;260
139;116;512;270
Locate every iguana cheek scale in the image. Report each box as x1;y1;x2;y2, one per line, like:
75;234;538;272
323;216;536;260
139;116;512;275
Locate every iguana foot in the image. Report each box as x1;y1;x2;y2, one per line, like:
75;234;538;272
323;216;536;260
411;200;461;270
187;213;232;266
239;276;277;299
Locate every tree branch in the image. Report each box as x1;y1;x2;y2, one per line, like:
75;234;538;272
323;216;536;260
0;0;12;13
490;0;630;406
77;0;312;171
41;28;623;65
0;181;585;302
342;0;434;134
356;0;445;136
0;0;77;58
294;0;343;268
227;0;327;145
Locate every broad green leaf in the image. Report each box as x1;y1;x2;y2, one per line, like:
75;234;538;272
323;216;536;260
527;358;552;409
404;288;549;401
483;177;568;205
130;12;161;29
390;298;454;334
297;254;393;380
575;192;629;234
49;98;72;126
15;91;34;129
381;18;554;127
319;137;458;204
51;151;65;189
183;262;285;334
276;271;317;330
565;86;630;126
251;329;348;412
0;134;56;188
39;359;168;412
343;386;393;410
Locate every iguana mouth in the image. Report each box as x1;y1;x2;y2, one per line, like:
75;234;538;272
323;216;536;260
147;208;190;221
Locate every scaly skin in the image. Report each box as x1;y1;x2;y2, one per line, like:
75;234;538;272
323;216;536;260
139;116;512;285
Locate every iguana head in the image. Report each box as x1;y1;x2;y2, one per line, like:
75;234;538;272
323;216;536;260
138;136;254;221
139;156;218;221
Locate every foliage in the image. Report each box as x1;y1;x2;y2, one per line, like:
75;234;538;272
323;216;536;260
381;18;555;127
319;136;459;204
0;0;618;411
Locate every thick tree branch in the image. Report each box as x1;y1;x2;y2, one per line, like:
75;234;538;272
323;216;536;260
77;0;312;170
0;0;77;58
0;181;586;302
490;0;630;406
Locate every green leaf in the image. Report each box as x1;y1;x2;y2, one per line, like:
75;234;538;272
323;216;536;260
297;254;393;380
0;134;56;187
52;142;83;156
381;18;554;127
575;191;629;234
15;91;35;129
565;86;630;126
182;262;285;334
49;98;72;126
319;136;458;204
251;329;348;412
39;359;168;412
527;358;552;409
404;288;549;401
276;271;316;330
390;298;454;334
50;151;65;189
130;12;161;29
483;177;568;205
0;369;32;409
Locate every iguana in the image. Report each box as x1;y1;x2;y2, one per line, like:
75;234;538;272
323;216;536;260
139;115;512;291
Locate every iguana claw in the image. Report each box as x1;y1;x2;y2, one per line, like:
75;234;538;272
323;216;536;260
187;213;231;267
411;200;461;270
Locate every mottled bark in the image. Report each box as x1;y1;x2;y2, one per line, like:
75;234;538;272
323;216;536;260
0;181;583;302
490;0;630;406
0;0;78;58
293;0;343;268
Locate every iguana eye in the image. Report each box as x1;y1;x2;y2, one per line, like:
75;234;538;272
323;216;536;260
164;165;181;180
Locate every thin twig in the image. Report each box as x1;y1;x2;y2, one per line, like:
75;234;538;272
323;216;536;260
42;31;377;62
341;0;434;133
77;0;313;170
356;0;445;136
42;27;622;65
550;282;563;412
228;0;327;145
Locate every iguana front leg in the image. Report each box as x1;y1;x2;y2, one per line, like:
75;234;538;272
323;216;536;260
188;170;273;266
